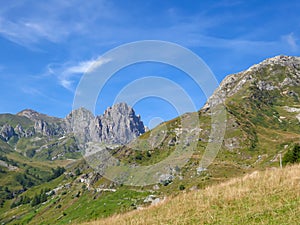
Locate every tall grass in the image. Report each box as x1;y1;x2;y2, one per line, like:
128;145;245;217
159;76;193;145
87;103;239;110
83;164;300;225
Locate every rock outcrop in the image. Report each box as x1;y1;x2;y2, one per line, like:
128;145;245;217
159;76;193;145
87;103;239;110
18;109;65;136
66;107;97;144
14;124;25;137
203;55;300;111
94;103;145;144
69;103;145;145
0;124;16;141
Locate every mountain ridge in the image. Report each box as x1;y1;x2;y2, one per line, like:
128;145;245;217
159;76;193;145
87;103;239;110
203;55;300;111
0;102;146;149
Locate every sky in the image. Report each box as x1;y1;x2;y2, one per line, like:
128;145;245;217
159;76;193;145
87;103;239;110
0;0;299;128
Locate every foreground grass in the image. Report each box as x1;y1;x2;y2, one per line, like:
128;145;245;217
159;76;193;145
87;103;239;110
83;164;300;225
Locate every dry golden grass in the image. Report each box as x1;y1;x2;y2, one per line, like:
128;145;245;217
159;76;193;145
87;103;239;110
81;164;300;225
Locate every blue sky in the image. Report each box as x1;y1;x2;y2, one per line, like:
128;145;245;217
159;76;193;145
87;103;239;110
0;0;299;128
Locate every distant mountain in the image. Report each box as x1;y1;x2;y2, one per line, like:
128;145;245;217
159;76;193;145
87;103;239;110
0;103;145;160
67;103;145;145
95;103;145;144
1;103;145;144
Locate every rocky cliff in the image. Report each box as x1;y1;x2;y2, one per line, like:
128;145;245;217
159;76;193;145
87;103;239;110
69;103;145;145
95;103;145;144
0;103;145;146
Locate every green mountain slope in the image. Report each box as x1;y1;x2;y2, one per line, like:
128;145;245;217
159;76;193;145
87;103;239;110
106;55;300;189
0;55;299;224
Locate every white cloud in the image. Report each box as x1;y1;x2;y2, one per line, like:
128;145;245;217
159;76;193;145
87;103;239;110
0;0;297;61
21;86;42;95
0;0;273;56
0;0;113;48
60;79;73;90
64;57;111;74
48;57;111;91
282;33;298;51
64;60;96;74
0;17;68;48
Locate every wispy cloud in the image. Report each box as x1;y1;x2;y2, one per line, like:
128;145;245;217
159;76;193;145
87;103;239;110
0;0;233;50
47;57;111;91
21;85;63;104
282;33;298;51
0;17;67;48
0;0;113;48
21;86;42;96
0;0;290;59
1;0;298;92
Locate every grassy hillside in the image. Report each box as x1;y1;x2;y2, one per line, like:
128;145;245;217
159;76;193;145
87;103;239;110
1;56;299;224
83;163;300;225
0;114;33;129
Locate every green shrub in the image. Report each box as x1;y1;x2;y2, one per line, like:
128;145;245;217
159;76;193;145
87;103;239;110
179;184;185;190
283;144;300;165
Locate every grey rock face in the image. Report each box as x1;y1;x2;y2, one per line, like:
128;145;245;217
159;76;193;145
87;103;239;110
0;124;16;141
34;120;50;136
66;107;96;144
1;103;145;145
34;120;65;136
14;124;25;137
24;127;35;138
94;103;145;144
66;103;145;145
18;109;66;136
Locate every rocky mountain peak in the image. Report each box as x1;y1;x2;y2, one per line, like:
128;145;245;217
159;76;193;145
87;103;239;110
5;103;145;145
245;55;300;73
103;103;136;118
17;109;61;123
66;107;95;125
203;55;300;111
17;109;42;120
95;103;145;144
65;103;145;145
65;107;96;144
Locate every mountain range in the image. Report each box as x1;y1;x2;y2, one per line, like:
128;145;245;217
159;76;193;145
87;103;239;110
0;55;299;224
0;103;145;160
